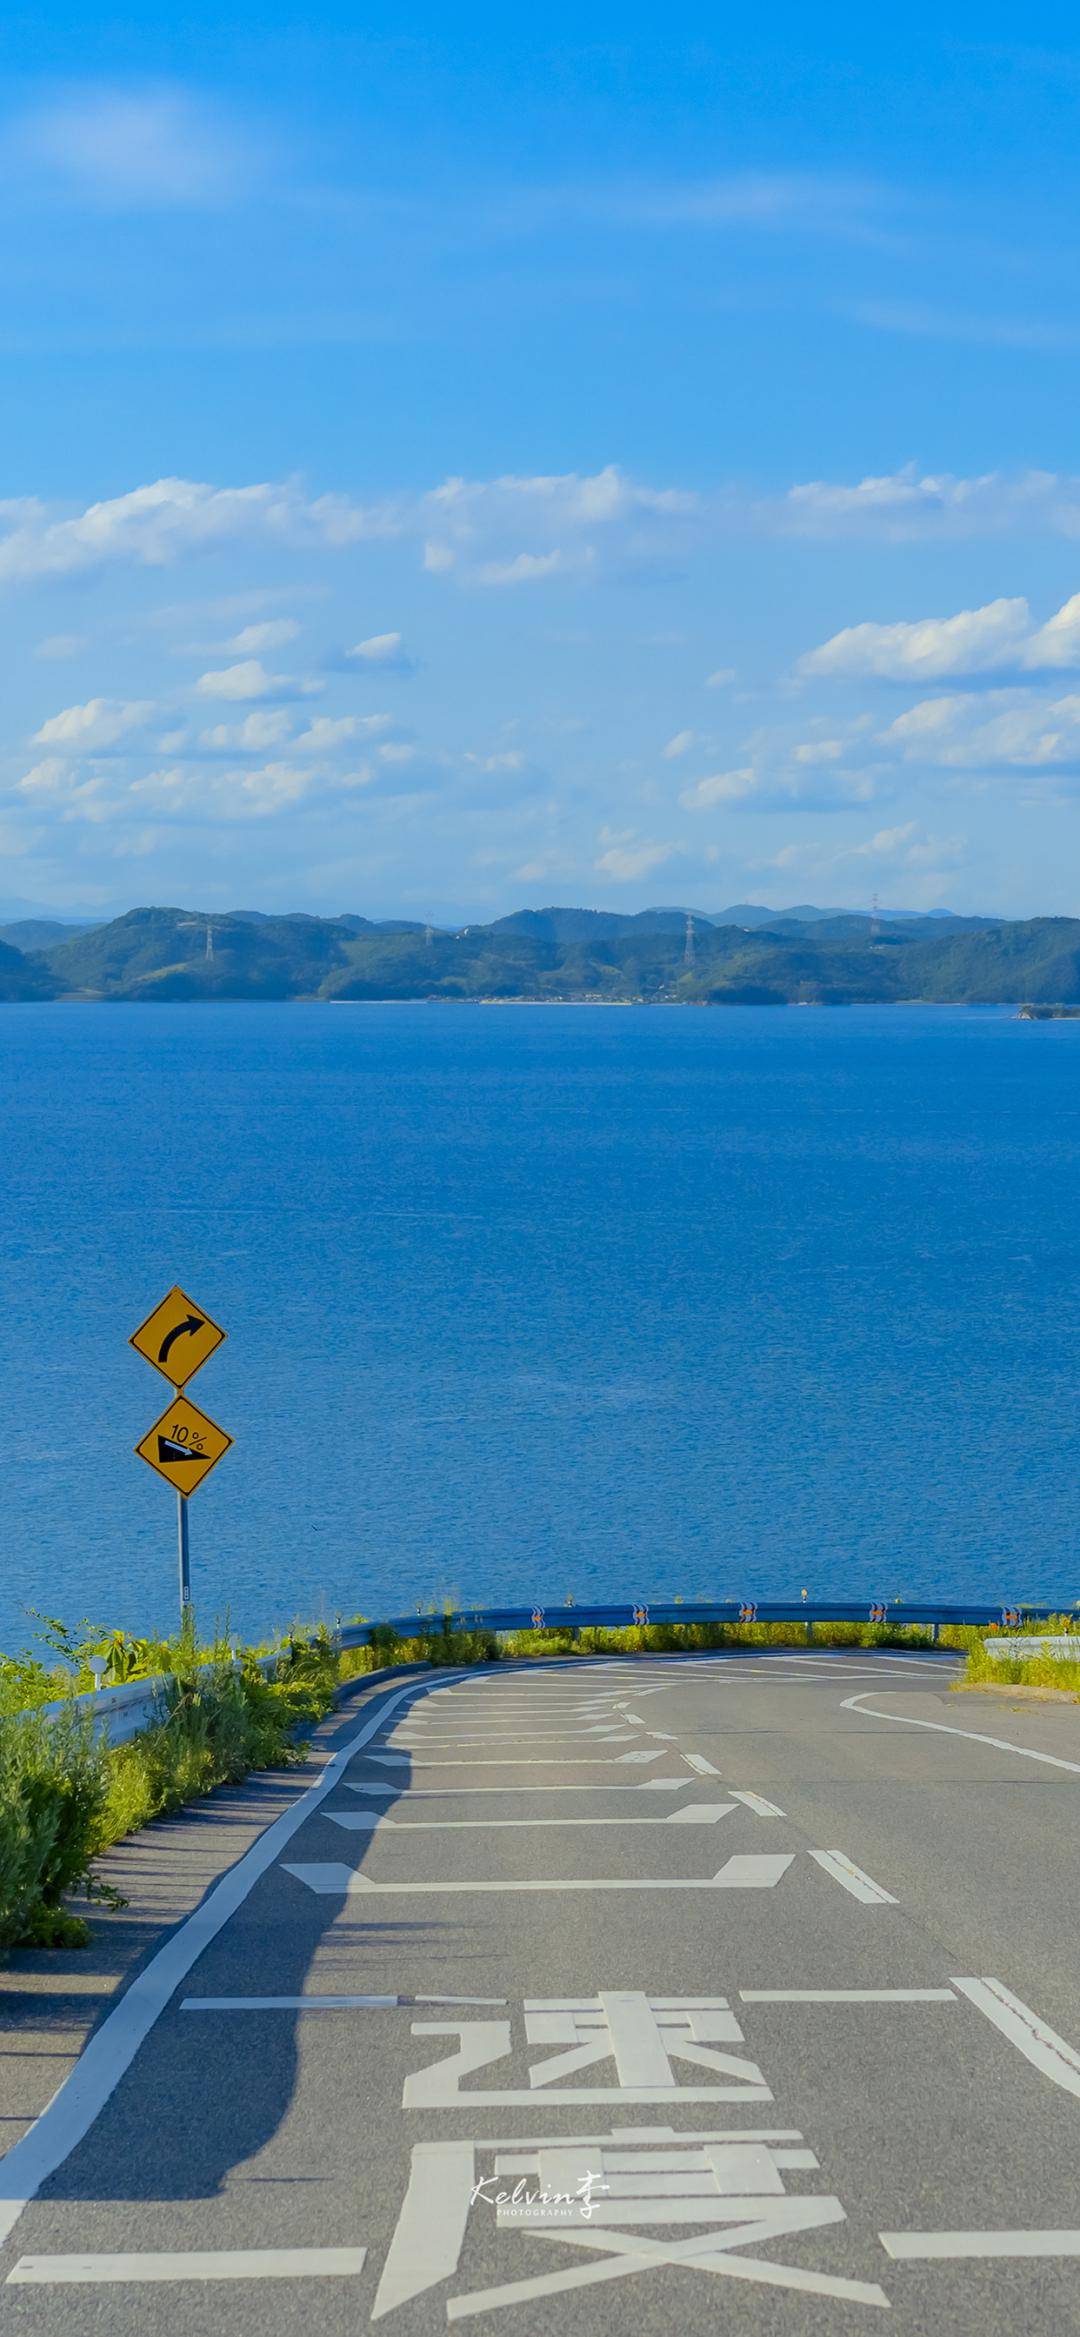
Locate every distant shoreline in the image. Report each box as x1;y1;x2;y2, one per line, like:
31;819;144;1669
6;904;1080;1008
0;993;1057;1011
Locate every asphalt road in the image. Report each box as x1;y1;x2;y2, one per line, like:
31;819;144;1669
5;1649;1080;2335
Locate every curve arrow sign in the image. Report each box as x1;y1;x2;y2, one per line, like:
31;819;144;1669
158;1315;205;1368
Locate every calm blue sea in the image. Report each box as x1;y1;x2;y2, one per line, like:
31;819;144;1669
2;1002;1079;1653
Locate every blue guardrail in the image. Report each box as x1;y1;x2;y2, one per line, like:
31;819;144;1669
344;1596;1077;1643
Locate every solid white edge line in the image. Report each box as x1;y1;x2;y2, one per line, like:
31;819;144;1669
880;2231;1080;2260
951;1977;1080;2100
841;1693;1080;1775
180;1992;508;2011
740;1989;956;2003
809;1850;898;1905
0;1667;475;2252
7;2248;368;2284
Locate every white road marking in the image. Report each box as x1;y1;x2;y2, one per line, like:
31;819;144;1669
951;1977;1080;2101
328;1805;735;1832
385;1720;631;1738
754;1657;951;1672
741;1989;957;2003
730;1792;785;1817
667;1803;737;1825
880;2230;1080;2260
683;1753;721;1776
842;1692;1080;1774
283;1855;796;1895
6;2250;367;2284
809;1851;897;1904
371;2139;476;2320
345;1779;687;1796
181;1992;508;2011
386;1730;636;1742
0;1669;467;2254
444;2224;889;2314
368;1751;664;1768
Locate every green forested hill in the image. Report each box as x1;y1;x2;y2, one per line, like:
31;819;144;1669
4;902;1080;1003
0;939;59;1000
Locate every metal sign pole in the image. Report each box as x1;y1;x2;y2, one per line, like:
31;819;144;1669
177;1492;191;1616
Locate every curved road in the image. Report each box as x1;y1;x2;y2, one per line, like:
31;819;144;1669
5;1649;1080;2333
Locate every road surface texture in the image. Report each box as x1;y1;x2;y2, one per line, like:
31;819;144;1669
4;1648;1080;2334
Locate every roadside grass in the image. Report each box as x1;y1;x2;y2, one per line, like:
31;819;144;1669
496;1619;975;1657
957;1617;1080;1700
0;1625;424;1955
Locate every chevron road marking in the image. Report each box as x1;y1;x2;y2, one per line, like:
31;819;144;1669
366;1750;665;1768
344;1780;688;1796
326;1803;736;1832
282;1854;797;1895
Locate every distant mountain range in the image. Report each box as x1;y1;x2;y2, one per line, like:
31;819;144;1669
0;901;1078;1005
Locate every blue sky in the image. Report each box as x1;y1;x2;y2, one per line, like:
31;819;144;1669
5;5;1080;921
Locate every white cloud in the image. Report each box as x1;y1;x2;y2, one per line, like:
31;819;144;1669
294;713;392;751
6;85;252;209
846;299;1080;354
226;618;301;653
15;759;113;819
0;463;701;593
129;759;376;819
680;752;878;812
778;464;1080;542
33;696;154;749
416;464;698;586
346;630;414;671
35;632;87;660
585;171;882;232
198;709;296;753
9;462;1080;604
881;688;1080;769
17;757;70;797
840;822;966;869
463;750;527;774
473;550;570;585
680;767;760;807
0;478;386;587
800;589;1080;682
705;667;737;689
761;823;967;879
593;828;677;882
194;659;322;703
1022;593;1080;669
793;739;845;763
800;597;1031;681
662;729;697;759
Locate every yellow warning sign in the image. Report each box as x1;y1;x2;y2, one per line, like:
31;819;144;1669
130;1286;226;1388
135;1393;233;1496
